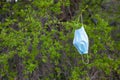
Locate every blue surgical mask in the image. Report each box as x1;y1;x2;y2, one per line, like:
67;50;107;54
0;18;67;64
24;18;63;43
73;26;89;54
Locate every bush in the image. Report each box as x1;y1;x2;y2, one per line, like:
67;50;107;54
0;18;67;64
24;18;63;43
0;0;119;80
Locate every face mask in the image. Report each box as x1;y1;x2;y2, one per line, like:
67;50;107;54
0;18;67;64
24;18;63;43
73;26;89;54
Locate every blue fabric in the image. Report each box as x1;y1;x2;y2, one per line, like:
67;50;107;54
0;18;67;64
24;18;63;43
73;26;89;54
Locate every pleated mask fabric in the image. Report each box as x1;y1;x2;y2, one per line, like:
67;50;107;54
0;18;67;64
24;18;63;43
73;26;89;54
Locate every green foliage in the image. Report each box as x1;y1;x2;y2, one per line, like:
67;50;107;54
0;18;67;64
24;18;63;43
0;0;120;80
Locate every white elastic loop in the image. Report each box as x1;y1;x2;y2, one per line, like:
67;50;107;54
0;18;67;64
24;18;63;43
81;54;89;64
81;13;84;27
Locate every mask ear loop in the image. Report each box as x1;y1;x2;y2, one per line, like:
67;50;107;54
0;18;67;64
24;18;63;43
80;13;89;64
80;13;84;27
81;53;89;64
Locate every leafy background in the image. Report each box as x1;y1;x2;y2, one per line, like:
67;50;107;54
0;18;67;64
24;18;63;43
0;0;120;80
